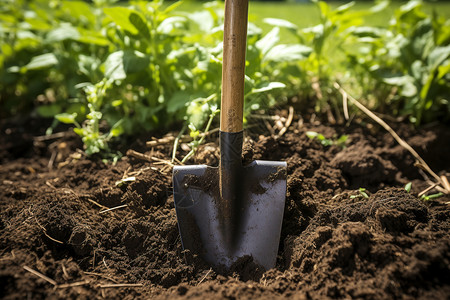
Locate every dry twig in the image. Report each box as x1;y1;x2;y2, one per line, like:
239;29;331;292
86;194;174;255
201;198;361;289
30;209;64;244
277;106;294;137
99;204;128;214
99;283;143;288
418;184;438;197
441;176;450;193
34;132;67;142
23;265;57;286
197;268;213;286
126;149;153;162
146;129;219;148
56;280;90;289
84;271;119;283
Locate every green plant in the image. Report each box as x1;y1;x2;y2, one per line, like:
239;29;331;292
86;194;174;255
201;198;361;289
420;192;443;201
306;131;348;147
287;1;389;117
405;182;412;192
1;0;297;156
350;188;369;199
346;0;450;125
55;79;122;159
2;0;450;158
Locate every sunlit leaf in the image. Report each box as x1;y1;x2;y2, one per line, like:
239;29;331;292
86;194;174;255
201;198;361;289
55;113;77;124
129;12;150;39
251;82;286;94
46;23;80;42
22;53;58;71
263;18;298;30
157;16;188;35
103;7;146;35
264;44;312;62
104;50;149;80
255;27;280;56
428;45;450;71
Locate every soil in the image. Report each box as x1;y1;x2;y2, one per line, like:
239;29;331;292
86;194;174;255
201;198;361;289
1;113;449;299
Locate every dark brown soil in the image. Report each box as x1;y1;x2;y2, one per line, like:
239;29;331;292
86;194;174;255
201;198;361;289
1;114;449;299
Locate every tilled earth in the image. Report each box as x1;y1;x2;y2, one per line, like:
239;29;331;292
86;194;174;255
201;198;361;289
1;115;449;299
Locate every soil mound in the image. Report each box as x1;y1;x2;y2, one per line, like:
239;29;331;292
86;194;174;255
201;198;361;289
1;117;449;299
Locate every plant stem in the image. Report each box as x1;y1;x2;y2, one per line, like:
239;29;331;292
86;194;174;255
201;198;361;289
172;124;186;163
181;110;218;164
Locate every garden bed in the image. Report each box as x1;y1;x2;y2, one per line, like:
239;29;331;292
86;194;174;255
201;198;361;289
1;112;449;299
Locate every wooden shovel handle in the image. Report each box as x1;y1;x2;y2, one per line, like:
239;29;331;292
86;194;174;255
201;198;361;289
220;0;249;133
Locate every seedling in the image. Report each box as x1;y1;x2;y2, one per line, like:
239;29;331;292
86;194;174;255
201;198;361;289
404;182;412;193
350;188;369;199
306;131;348;148
420;193;444;201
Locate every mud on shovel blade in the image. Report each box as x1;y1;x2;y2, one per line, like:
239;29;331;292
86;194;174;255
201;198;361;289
172;0;287;271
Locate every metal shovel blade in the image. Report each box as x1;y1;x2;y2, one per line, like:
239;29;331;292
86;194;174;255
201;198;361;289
173;161;287;270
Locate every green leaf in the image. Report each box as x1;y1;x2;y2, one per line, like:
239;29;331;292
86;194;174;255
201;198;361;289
157;16;188;35
77;28;110;46
55;113;77;124
251;82;286;94
306;131;318;139
263;18;298;30
370;1;389;13
163;0;184;14
167;92;190;113
382;75;417;97
37;104;62;118
187;99;209;129
104;7;145;35
428;45;450;71
22;53;58;71
256;27;280;56
25;17;51;31
109;119;124;138
336;135;348;147
264;44;312;62
129;12;150;39
46;23;80;43
437;60;450;80
104;50;149;80
188;11;214;32
405;182;412;192
335;1;355;14
349;26;384;38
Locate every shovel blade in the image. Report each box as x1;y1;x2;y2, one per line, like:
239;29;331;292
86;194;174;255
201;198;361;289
173;160;287;270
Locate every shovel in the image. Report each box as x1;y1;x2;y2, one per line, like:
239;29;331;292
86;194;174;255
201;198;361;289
173;0;287;271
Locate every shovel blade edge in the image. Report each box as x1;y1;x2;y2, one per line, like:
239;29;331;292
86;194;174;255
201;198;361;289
173;160;287;270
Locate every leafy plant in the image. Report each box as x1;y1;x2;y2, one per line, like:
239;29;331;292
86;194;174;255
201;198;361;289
346;0;450;125
1;0;295;156
1;0;449;158
55;79;122;158
350;188;369;199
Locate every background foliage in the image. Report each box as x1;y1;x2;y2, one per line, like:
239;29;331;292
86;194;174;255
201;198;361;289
0;0;449;155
